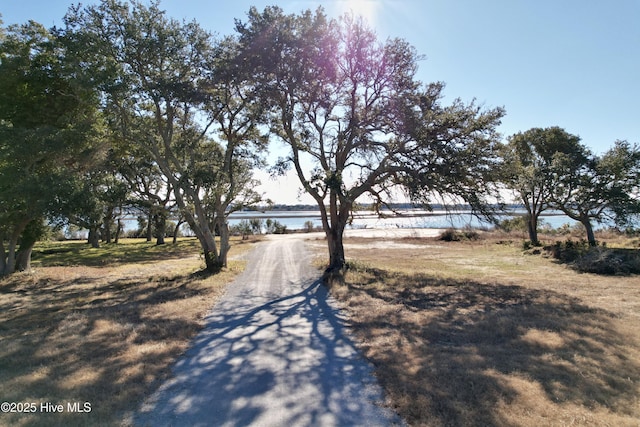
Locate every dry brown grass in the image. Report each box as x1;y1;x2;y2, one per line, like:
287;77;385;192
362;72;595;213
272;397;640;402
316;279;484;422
0;238;257;427
325;232;640;426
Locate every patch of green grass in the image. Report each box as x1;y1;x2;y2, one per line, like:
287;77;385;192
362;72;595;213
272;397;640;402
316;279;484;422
32;238;202;267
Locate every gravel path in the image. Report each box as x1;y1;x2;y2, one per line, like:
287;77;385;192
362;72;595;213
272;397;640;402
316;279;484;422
134;237;402;426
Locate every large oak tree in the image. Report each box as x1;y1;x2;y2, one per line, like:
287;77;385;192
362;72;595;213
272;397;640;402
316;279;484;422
66;0;266;271
549;139;640;246
501;127;582;245
0;21;104;275
235;7;505;271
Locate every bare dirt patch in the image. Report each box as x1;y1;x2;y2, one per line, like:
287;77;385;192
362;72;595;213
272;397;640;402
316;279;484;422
0;238;256;426
325;232;640;426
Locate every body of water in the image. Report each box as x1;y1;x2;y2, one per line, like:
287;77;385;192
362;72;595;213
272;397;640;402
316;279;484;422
227;210;579;232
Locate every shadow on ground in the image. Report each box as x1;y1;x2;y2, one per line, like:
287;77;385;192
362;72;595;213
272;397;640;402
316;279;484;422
337;267;640;426
136;279;398;427
0;269;222;426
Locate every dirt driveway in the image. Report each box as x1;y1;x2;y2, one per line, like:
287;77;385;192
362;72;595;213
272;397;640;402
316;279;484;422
134;237;402;426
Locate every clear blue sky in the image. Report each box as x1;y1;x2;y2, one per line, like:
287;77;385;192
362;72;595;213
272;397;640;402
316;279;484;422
3;1;639;203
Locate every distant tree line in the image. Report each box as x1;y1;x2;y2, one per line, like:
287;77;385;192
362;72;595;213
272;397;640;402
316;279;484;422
1;1;638;276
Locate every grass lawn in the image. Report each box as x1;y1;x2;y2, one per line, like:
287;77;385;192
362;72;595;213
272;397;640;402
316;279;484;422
0;237;259;427
323;232;640;426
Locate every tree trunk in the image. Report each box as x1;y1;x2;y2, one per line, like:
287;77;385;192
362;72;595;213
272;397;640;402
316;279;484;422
4;237;19;276
169;183;220;272
186;213;221;273
526;214;539;245
172;219;184;244
581;217;597;246
88;226;101;248
104;214;112;244
0;233;6;275
2;219;31;275
203;248;223;272
325;192;350;272
154;211;166;245
115;219;122;244
326;228;346;271
15;243;34;272
217;219;230;268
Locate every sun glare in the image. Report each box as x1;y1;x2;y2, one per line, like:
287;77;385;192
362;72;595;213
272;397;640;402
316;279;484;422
337;0;381;26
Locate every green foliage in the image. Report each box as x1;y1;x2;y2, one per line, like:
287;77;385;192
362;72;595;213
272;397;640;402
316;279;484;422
545;239;591;262
544;240;640;275
438;228;480;242
249;218;263;235
501;127;584;243
66;0;267;270
303;220;316;233
547;139;640;245
231;220;253;240
0;20;104;274
235;7;503;269
264;219;287;234
498;216;528;233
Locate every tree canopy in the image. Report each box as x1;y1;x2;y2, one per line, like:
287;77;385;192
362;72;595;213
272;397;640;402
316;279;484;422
235;6;505;270
549;139;640;245
2;2;638;276
0;20;104;274
65;0;267;271
501;127;582;244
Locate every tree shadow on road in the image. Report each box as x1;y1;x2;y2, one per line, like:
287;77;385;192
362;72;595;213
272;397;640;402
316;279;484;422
136;278;399;426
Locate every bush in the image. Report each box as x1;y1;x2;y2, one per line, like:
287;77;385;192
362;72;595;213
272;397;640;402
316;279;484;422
303;220;315;233
544;240;640;275
265;219;287;234
498;216;527;233
231;220;253;240
544;239;590;263
574;247;640;275
438;228;480;242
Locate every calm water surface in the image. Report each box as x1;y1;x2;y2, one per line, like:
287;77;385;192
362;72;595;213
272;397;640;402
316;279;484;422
227;210;579;231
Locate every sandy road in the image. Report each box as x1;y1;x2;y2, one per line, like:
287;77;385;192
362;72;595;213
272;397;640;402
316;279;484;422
134;236;402;427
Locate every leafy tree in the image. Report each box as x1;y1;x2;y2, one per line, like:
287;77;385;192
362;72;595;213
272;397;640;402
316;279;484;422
249;218;263;234
549;139;640;246
115;141;175;245
203;34;268;261
235;7;504;271
64;165;128;248
501;127;582;244
66;0;264;271
596;141;640;226
0;20;103;274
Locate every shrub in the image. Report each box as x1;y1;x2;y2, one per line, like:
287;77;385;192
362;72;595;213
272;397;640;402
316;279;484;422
265;219;287;234
543;240;640;275
273;222;288;234
303;220;315;233
544;239;590;263
498;216;527;233
438;228;480;242
231;220;253;240
573;247;640;275
438;228;460;241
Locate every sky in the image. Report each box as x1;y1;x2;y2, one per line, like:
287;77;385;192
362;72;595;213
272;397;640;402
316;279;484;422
2;0;639;204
